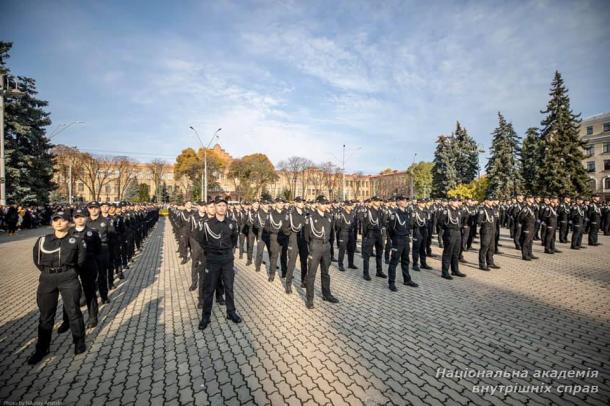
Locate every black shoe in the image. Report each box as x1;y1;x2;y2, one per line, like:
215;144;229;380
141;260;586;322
523;257;532;261
57;322;69;334
108;283;115;290
118;271;125;280
427;253;438;258
479;266;490;271
306;302;314;309
531;256;539;260
281;272;286;278
322;296;339;303
421;264;433;270
27;350;49;365
384;259;390;264
490;264;501;269
268;275;274;282
300;281;306;289
403;280;419;288
496;251;504;254
216;297;225;306
554;250;562;254
376;272;387;278
246;260;252;266
458;257;466;263
412;266;421;272
101;298;110;304
86;320;98;329
180;258;188;265
348;264;358;269
331;257;338;262
189;285;197;291
441;274;453;280
197;302;202;309
363;274;371;281
198;319;210;330
544;250;552;254
338;265;346;272
239;253;243;259
285;286;292;294
74;341;86;355
227;312;242;323
389;285;398;292
255;267;260;272
452;271;466;277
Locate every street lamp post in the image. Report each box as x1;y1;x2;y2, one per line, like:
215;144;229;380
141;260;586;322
49;121;84;204
190;126;221;201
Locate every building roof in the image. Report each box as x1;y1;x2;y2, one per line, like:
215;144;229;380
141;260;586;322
581;112;610;122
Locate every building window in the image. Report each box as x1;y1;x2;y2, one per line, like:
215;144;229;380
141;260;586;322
105;185;112;193
586;126;593;135
604;122;610;132
605;178;610;190
605;160;610;171
586;161;595;172
585;145;594;157
78;183;84;192
589;178;597;192
603;142;610;154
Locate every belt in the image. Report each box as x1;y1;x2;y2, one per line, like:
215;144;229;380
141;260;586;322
42;266;70;274
207;248;232;255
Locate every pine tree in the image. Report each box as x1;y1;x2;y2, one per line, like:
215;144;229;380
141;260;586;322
537;71;589;196
1;42;56;204
486;112;523;199
521;127;541;194
431;135;458;197
453;122;480;184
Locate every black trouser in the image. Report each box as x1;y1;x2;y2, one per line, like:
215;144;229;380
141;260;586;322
329;228;336;259
513;221;522;249
437;224;444;248
588;222;599;245
388;236;411;286
362;230;383;277
305;240;332;305
460;225;470;257
479;226;495;268
426;222;434;256
201;257;235;322
190;238;203;287
467;225;476;250
545;225;556;252
178;228;189;260
384;229;392;262
239;225;248;258
337;230;355;268
110;240;121;273
520;227;534;259
63;264;99;324
494;222;500;253
540;222;547;246
534;220;541;240
247;227;258;262
96;245;110;300
278;232;289;277
297;231;309;282
571;225;583;248
559;221;569;243
107;241;117;287
36;269;85;352
441;229;460;276
412;226;428;268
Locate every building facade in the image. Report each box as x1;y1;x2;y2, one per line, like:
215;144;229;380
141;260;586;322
580;112;610;200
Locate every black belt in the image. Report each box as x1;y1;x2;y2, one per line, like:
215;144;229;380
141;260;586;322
207;248;232;255
42;266;71;274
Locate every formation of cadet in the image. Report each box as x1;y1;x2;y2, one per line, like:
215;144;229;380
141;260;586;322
170;192;608;314
27;202;159;365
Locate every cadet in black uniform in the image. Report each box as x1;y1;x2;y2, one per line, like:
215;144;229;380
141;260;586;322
86;201;111;304
587;195;602;246
541;197;561;254
28;210;87;365
335;201;357;272
282;197;307;293
304;196;339;309
361;196;387;281
199;196;241;330
478;199;500;270
558;197;571;243
439;197;466;280
518;196;538;261
570;197;586;249
387;195;418;291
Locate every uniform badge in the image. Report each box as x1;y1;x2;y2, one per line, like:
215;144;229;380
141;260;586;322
101;222;106;227
229;223;234;230
86;231;93;237
68;237;76;244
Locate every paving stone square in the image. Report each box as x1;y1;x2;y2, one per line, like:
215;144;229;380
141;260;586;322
0;218;609;405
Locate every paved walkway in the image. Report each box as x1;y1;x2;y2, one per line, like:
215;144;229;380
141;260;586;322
0;218;609;405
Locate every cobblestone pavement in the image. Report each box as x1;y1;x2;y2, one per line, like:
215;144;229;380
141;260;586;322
0;218;609;405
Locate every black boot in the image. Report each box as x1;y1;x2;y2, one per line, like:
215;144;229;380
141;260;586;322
227;311;242;323
74;337;86;355
57;322;70;334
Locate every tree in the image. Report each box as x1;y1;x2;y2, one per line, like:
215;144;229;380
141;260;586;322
174;147;224;200
407;161;433;198
537;71;590;196
161;182;170;203
486;112;523;198
112;156;138;200
521;127;541;195
448;176;489;200
135;183;150;202
51;144;82;202
277;156;312;199
2;42;56;204
123;178;140;201
453;122;480;184
227;153;278;200
75;153;114;201
147;159;168;203
432;135;458;198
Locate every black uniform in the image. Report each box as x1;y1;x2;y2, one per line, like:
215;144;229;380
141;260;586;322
31;231;87;360
361;207;386;280
304;210;337;307
518;204;537;260
570;204;585;249
200;215;239;326
335;208;357;271
68;225;101;326
387;207;416;288
87;216;112;301
439;206;465;278
587;202;602;246
478;205;497;269
282;207;307;291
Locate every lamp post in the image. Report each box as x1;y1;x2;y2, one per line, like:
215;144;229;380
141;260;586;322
409;152;418;198
190;126;221;201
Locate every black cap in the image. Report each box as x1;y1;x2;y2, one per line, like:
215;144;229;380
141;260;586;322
214;195;228;205
73;208;87;218
87;201;100;208
294;196;304;202
100;201;110;207
315;195;329;204
449;196;460;202
51;210;71;221
395;194;407;201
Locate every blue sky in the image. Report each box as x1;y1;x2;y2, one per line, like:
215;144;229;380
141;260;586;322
1;0;609;174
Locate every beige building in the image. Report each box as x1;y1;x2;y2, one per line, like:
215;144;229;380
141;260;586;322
580;112;610;200
370;169;410;199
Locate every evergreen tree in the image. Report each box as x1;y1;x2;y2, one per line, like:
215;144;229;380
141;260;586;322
431;135;458;197
486;112;523;198
1;42;55;204
537;71;589;196
521;127;541;194
453;122;479;184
